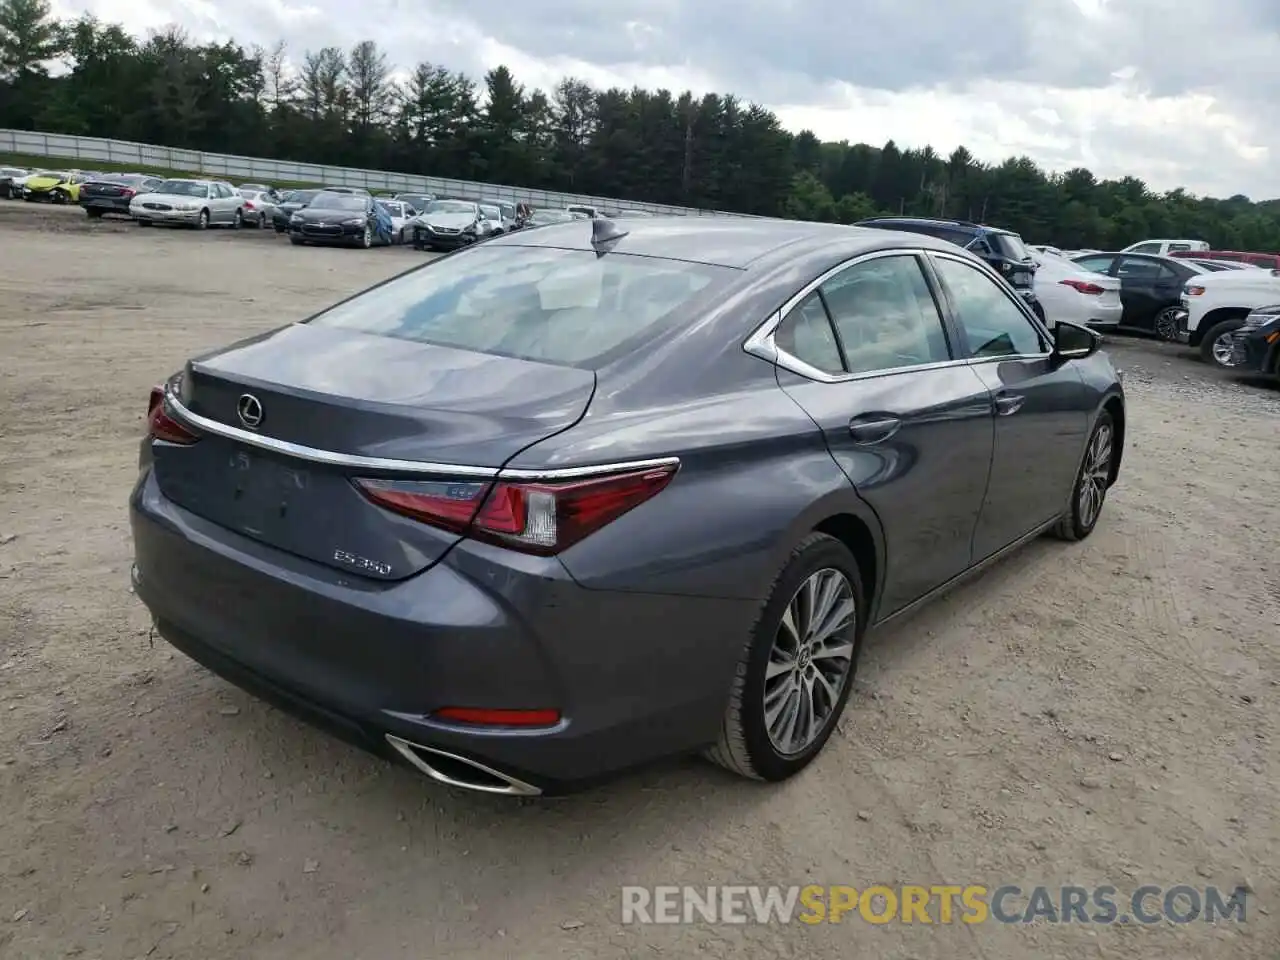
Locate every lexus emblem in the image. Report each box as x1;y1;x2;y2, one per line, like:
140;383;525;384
237;393;263;428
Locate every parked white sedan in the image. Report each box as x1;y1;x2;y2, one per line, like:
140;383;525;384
129;179;245;229
1033;252;1123;330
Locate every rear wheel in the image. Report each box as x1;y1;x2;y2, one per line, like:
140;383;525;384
1153;306;1182;342
86;208;103;219
1200;319;1245;367
290;237;305;246
1053;410;1114;542
137;219;152;227
231;209;243;229
707;533;864;782
196;209;209;230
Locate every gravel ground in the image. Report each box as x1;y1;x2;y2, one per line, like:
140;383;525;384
1;202;1278;960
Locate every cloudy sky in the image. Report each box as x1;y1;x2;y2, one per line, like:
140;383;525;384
51;0;1280;198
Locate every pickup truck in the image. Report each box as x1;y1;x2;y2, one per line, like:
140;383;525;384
1178;268;1280;367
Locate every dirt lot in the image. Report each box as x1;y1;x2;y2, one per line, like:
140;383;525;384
1;202;1277;960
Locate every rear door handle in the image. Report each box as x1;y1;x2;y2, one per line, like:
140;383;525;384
849;416;902;444
995;394;1025;416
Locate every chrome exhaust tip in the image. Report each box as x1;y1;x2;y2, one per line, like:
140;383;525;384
385;734;542;797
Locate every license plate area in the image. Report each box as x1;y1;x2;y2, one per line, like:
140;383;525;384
225;448;314;540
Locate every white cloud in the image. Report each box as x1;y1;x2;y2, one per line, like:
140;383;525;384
47;0;1280;199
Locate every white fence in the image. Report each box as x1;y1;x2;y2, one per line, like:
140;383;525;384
0;129;759;219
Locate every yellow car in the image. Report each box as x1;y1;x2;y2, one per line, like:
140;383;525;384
22;170;87;204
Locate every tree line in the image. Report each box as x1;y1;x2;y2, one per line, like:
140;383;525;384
2;0;1279;251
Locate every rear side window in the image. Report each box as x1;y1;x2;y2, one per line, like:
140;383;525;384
306;246;734;368
1127;242;1161;254
775;292;844;374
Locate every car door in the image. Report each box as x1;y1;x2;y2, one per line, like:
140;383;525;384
928;252;1092;560
767;250;996;616
1114;255;1180;329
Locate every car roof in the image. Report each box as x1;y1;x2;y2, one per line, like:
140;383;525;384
486;216;963;269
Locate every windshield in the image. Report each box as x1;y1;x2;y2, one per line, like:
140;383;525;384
306;246;734;368
155;180;209;197
479;205;501;219
310;192;366;211
425;200;475;215
285;190;321;205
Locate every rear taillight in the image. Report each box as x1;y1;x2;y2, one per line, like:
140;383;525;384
354;464;678;555
147;385;199;445
121;188;135;198
244;201;255;210
1060;279;1105;295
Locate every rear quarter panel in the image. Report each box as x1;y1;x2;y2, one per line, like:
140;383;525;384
518;364;878;601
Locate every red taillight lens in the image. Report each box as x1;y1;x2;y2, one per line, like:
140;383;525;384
244;201;255;210
1060;279;1105;295
354;464;677;555
433;707;561;727
147;385;199;445
121;188;135;198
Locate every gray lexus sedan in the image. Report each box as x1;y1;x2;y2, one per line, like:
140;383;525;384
130;216;1125;796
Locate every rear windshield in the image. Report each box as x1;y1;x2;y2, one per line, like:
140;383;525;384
305;245;734;367
992;232;1031;261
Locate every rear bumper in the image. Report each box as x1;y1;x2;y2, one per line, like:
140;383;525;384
80;197;132;213
128;468;747;792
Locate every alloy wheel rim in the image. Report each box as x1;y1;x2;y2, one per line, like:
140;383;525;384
1155;309;1179;340
763;568;856;756
1211;333;1238;367
1077;424;1112;528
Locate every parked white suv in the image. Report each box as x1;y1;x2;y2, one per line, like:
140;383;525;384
1179;268;1280;366
1123;239;1209;256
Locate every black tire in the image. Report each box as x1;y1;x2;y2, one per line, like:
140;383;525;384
274;224;285;234
1153;306;1181;342
86;208;103;219
137;219;152;227
1052;410;1115;542
707;532;865;782
231;209;243;230
360;224;372;249
1199;318;1245;367
290;237;304;246
51;189;68;205
196;209;209;230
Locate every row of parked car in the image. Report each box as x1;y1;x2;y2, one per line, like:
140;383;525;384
0;164;637;250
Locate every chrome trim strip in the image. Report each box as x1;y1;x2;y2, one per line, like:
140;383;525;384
163;387;499;477
385;735;542;797
500;457;681;481
163;385;681;481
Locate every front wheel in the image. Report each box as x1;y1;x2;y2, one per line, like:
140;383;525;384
51;189;68;205
290;237;305;246
86;208;103;219
1052;410;1115;542
196;209;209;230
360;225;372;249
1199;319;1245;367
707;533;864;782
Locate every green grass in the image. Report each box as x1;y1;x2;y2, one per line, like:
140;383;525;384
0;152;326;191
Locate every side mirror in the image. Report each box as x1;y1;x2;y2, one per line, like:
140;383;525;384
1052;320;1102;363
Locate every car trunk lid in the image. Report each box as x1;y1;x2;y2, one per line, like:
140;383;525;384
152;323;596;578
